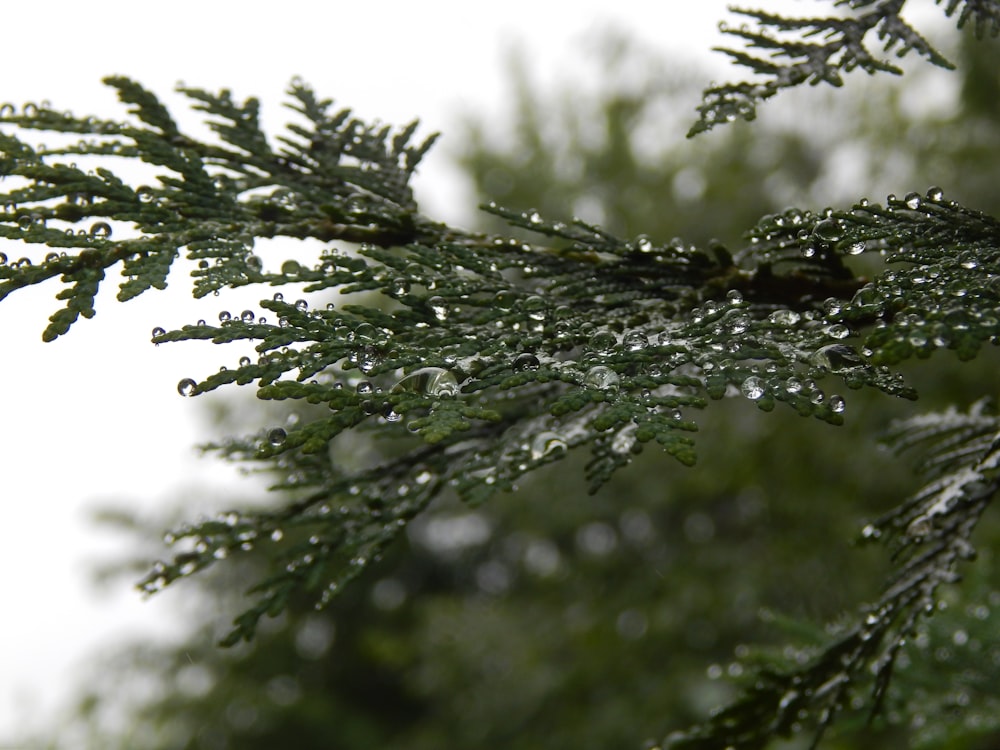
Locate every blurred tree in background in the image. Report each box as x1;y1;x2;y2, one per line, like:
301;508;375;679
11;20;1000;750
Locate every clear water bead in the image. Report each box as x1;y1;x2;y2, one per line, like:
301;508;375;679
530;431;567;460
89;221;112;239
830;395;846;413
391;367;460;398
177;378;197;397
623;331;649;351
769;309;800;326
219;310;232;323
240;310;255;323
588;331;617;352
428;296;448;321
512;352;540;371
926;186;944;201
151;326;166;337
812;218;842;243
811;344;864;372
741;376;765;400
494;290;516;309
584;365;620;391
268;427;287;445
523;296;546;321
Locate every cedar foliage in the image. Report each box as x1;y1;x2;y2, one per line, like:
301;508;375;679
3;2;1000;747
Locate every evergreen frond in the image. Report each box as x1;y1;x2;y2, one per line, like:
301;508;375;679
666;400;999;749
4;34;1000;742
690;0;1000;136
4;80;1000;648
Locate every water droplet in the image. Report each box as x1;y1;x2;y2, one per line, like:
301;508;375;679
588;330;617;352
381;403;403;422
428;295;448;321
584;365;620;391
294;299;308;312
136;185;155;203
494;290;516;310
392;367;460;398
926;186;944;201
512;352;540;371
17;215;32;231
527;210;542;224
281;260;301;275
861;523;881;540
845;241;866;256
811;344;864;372
354;345;380;374
824;323;850;339
726;314;750;334
356;380;374;395
270;529;284;542
769;309;800;326
741;376;765;400
523;295;546;321
812;218;842;243
726;289;743;305
830;394;846;413
89;222;112;240
636;235;653;253
239;356;251;367
390;277;410;296
623;331;649;351
219;310;231;323
530;431;567;460
268;427;287;445
177;378;197;397
151;326;166;337
272;292;284;302
904;192;922;209
240;309;255;323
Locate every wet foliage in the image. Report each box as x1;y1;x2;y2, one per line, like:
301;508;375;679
3;8;1000;748
692;0;1000;136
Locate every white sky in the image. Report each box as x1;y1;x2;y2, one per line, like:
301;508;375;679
0;0;895;741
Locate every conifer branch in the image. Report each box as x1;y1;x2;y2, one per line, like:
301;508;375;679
3;69;1000;742
691;0;1000;136
665;400;1000;749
